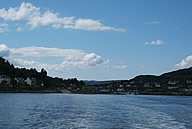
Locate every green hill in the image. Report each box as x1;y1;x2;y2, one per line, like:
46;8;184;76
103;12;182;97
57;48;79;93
0;57;85;91
161;67;192;80
130;67;192;82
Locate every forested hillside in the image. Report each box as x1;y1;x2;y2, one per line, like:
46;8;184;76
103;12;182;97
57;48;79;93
0;57;85;91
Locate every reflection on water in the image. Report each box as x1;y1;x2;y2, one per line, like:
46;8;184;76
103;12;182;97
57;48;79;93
0;94;191;129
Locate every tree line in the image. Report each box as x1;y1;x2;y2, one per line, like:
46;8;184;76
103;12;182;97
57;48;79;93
0;57;85;90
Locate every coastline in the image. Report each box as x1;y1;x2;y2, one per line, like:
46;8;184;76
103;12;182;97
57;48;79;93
0;89;72;94
0;90;126;95
0;89;191;96
138;92;192;96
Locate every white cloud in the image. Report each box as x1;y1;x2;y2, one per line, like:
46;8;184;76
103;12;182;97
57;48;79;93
16;26;24;32
175;55;192;68
0;2;125;32
0;44;9;56
145;40;164;45
61;53;105;67
0;44;108;75
28;11;74;29
64;19;126;32
10;46;86;58
0;23;9;33
0;2;40;21
112;65;127;69
145;21;160;24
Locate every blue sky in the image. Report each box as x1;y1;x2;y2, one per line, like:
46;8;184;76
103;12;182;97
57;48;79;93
0;0;192;80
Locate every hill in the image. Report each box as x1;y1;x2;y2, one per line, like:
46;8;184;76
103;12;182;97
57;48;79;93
0;56;192;95
161;67;192;80
83;67;192;95
0;57;85;92
130;67;192;82
84;80;120;85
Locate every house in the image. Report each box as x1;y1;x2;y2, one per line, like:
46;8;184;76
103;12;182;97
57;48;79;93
125;85;132;87
116;88;124;92
25;77;32;85
155;84;161;88
15;77;25;85
168;86;178;89
41;83;44;86
168;81;177;85
99;89;110;93
144;83;151;87
25;77;36;86
0;75;11;85
186;80;192;84
119;85;124;88
123;81;129;85
130;81;135;84
183;89;192;93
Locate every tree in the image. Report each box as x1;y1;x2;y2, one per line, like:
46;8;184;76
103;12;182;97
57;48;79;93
40;68;47;76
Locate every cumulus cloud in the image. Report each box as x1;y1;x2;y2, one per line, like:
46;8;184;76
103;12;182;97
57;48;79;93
0;44;10;57
175;55;192;68
0;3;40;21
0;2;125;32
0;44;108;74
61;53;105;68
145;40;164;45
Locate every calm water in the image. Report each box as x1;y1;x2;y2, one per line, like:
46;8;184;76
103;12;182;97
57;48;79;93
0;94;191;129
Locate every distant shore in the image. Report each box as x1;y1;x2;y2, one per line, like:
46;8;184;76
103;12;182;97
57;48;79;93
0;89;191;96
138;92;192;96
0;89;72;94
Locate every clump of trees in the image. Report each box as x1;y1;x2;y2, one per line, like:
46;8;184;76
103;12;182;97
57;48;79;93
0;57;85;90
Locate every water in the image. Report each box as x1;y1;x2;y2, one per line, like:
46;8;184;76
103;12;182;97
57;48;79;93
0;94;191;129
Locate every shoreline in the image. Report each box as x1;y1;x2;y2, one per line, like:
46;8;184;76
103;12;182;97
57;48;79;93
0;89;72;94
137;92;192;96
0;89;191;96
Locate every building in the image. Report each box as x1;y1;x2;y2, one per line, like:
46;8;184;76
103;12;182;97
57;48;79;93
168;86;178;89
0;75;11;85
25;77;37;86
99;89;110;93
168;81;177;85
15;78;25;85
116;88;124;92
155;84;161;88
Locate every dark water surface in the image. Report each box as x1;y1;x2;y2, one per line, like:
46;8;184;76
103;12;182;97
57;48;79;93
0;93;191;129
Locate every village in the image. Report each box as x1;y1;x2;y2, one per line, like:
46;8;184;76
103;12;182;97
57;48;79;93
0;73;192;95
0;75;37;86
82;79;192;95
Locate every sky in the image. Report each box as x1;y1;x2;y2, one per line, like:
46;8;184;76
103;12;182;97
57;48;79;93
0;0;192;80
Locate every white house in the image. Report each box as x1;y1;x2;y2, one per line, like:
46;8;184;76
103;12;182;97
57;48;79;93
25;77;32;85
119;85;124;88
186;80;192;84
117;88;124;92
0;75;10;85
14;78;25;85
168;86;178;89
168;81;177;85
155;84;161;88
25;77;36;86
144;83;151;87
